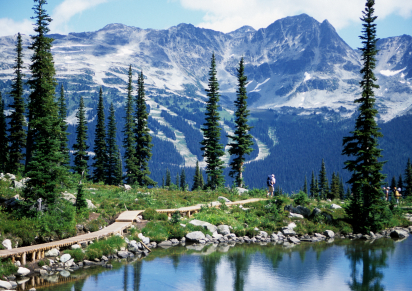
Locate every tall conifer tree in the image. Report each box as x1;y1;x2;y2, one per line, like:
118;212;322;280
192;161;201;190
8;32;26;174
116;149;123;185
227;58;254;187
92;87;107;183
303;175;308;195
123;65;138;184
318;159;329;199
73;97;89;176
342;0;387;232
57;84;70;168
404;158;412;198
310;171;317;198
134;71;155;186
106;103;120;185
201;53;225;189
165;168;171;187
0;93;8;173
24;0;68;204
180;168;186;191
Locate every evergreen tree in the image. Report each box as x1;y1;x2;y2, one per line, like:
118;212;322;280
116;149;123;185
180;168;186;191
330;172;340;200
162;176;165;188
7;32;26;174
390;176;397;191
0;93;8;173
318;159;329;199
342;0;387;232
134;71;155;186
227;58;254;187
397;174;403;192
175;173;180;189
200;170;205;189
73;97;89;176
201;53;225;189
76;182;87;211
92;87;107;183
57;84;70;168
106;103;119;185
165;168;171;187
339;177;345;200
310;171;317;198
24;0;69;204
303;175;308;195
404;158;412;198
192;161;201;190
123;65;139;184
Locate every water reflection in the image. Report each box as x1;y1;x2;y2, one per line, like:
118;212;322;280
345;239;395;291
30;237;411;291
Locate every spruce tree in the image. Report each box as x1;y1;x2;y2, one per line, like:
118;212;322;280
318;159;329;199
227;58;254;187
404;158;412;198
330;172;340;200
180;168;186;191
342;0;387;232
106;103;119;185
165;168;171;187
192;161;201;190
123;65;139;184
175;173;180;188
76;182;87;211
7;32;26;174
339;176;345;200
397;174;403;192
201;53;225;189
390;176;397;191
0;93;8;173
303;175;308;195
57;84;70;168
73;97;89;176
134;71;155;186
310;171;317;198
116;149;123;185
24;0;68;204
92;87;107;183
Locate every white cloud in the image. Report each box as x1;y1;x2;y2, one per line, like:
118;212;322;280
180;0;412;32
0;18;33;37
50;0;109;34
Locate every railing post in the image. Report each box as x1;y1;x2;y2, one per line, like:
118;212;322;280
22;252;26;265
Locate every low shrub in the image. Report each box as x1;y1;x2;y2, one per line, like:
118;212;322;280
86;235;125;260
0;258;18;277
293;191;310;206
63;249;86;262
37;259;50;267
155;213;168;221
142;208;158;220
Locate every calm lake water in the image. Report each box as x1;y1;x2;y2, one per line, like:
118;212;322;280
35;236;411;291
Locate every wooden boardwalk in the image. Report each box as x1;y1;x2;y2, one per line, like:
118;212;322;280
0;198;266;263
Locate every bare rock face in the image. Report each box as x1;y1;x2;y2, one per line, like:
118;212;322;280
17;267;31;276
186;231;206;242
217;225;230;235
324;230;335;238
390;229;409;239
2;239;12;250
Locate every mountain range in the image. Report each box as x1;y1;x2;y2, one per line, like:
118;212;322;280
0;14;411;191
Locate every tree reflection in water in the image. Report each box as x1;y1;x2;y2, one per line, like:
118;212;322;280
200;252;222;291
228;248;251;291
133;260;143;291
345;239;395;291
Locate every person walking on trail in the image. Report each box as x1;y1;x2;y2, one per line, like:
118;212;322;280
266;174;276;197
383;186;389;201
394;187;401;204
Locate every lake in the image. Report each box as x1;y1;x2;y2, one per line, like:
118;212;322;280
32;236;412;291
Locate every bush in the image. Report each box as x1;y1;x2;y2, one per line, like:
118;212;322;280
293;191;310;206
155;213;168;221
86;235;125;260
142;208;158;220
0;259;18;277
63;249;86;262
38;259;50;267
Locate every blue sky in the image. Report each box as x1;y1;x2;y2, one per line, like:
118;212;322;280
1;0;411;49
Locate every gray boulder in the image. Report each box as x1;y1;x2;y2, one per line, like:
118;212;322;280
117;251;130;258
0;280;12;290
60;254;71;263
217;225;230;235
289;213;304;219
17;267;31;276
311;208;322;217
236;187;248;194
189;220;217;233
65;259;74;268
390;230;409;239
288;237;301;244
281;227;296;236
284;204;311;217
13;180;24;189
217;196;231;203
71;244;81;250
86;199;96;209
324;230;335;238
259;231;268;238
270;233;279;241
61;192;76;204
186;231;206;242
158;240;173;247
330;204;342;209
138;233;150;245
60;270;70;277
2;239;12;250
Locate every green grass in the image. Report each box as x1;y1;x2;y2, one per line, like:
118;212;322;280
0;258;18;278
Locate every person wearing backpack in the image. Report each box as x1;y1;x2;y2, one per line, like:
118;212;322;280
267;175;273;197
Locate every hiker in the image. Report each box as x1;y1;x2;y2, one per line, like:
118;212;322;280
394;187;401;204
383;186;389;201
267;175;274;197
